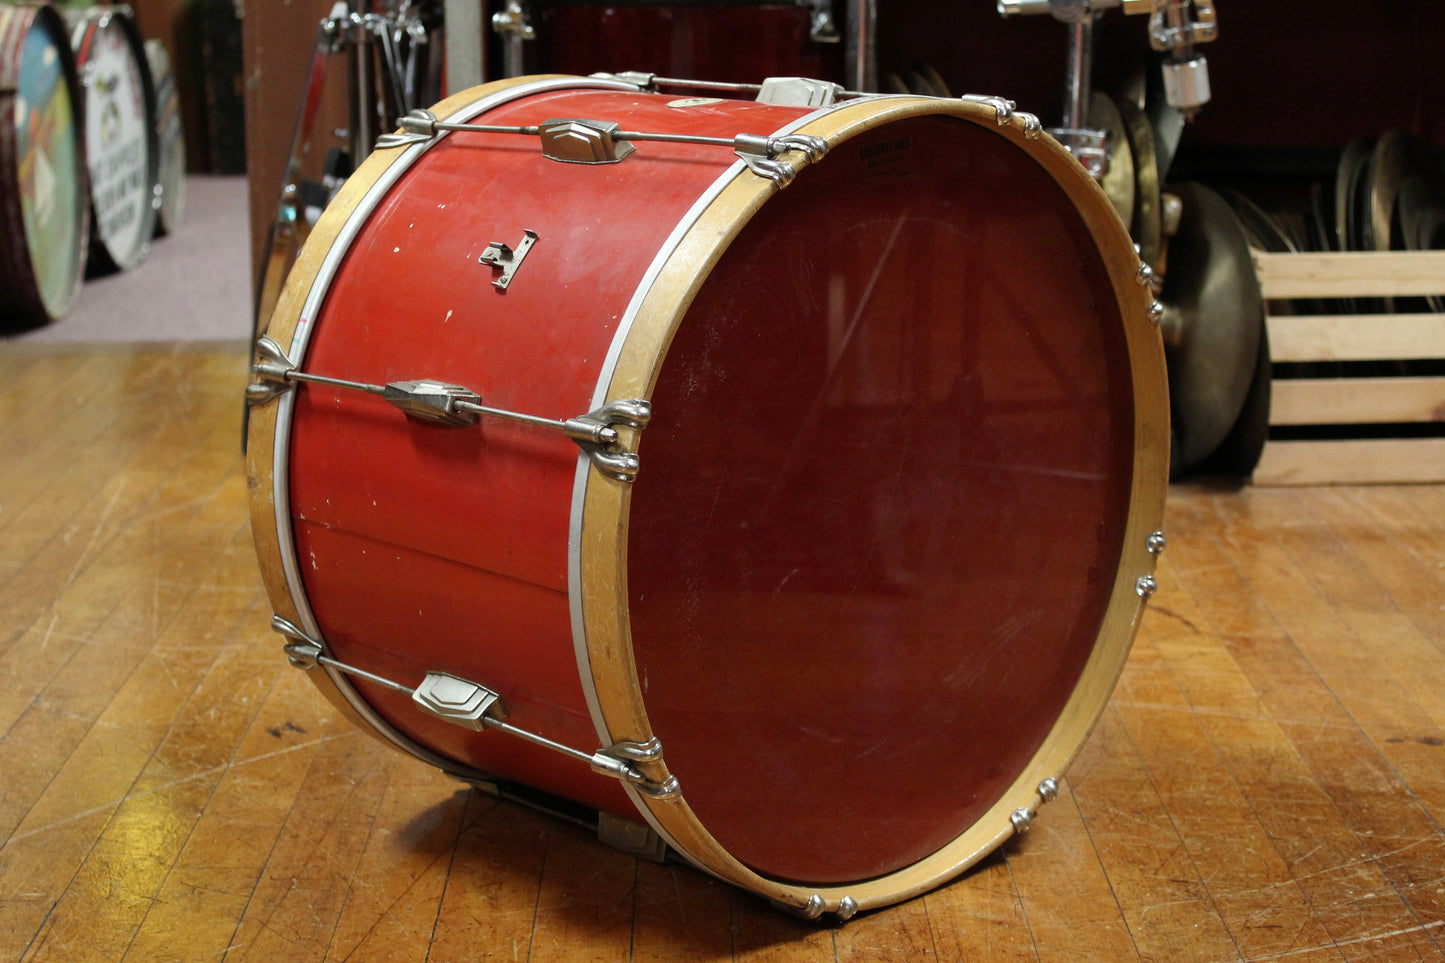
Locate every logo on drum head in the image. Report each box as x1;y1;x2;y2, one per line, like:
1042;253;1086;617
667;98;724;109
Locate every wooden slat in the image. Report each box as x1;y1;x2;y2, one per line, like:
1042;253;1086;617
1269;377;1445;425
1268;313;1445;362
1254;438;1445;485
1254;250;1445;299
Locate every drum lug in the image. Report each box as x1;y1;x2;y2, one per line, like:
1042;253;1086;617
959;95;1044;139
754;77;841;107
375;107;439;149
477;229;539;290
539;118;636;165
382;380;484;426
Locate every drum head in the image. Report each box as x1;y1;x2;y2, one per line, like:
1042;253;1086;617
3;6;87;325
624;113;1139;883
76;11;157;272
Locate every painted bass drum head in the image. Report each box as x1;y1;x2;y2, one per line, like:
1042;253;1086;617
70;6;157;272
0;3;88;328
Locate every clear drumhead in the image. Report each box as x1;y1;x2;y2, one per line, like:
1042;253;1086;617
623;111;1142;885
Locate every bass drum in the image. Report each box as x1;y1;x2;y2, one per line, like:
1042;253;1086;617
509;0;842;84
0;2;88;329
246;75;1168;916
68;4;157;272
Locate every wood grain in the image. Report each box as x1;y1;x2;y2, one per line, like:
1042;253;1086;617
1;345;1443;961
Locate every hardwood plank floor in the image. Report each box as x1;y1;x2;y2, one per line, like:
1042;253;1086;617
1;342;1442;962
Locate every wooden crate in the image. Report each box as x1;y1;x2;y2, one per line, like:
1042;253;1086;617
1251;250;1445;485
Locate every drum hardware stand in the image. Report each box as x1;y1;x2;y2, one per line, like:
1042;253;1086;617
272;615;681;799
376;107;830;186
490;0;533;78
804;0;842;44
253;1;439;343
844;0;876;91
996;0;1216;181
247;334;651;482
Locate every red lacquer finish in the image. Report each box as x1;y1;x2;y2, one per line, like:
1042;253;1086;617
526;4;843;84
626;114;1134;882
286;84;811;815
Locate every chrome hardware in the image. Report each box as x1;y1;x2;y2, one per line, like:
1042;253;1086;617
247;336;298;406
540;118;635;164
836;896;859;921
247;336;649;480
375;106;440;148
376;106;826;182
960;94;1016;125
1010;807;1034;833
412;672;505;729
1149;0;1216;51
734;132;829;188
1038;777;1060;802
805;0;840;42
269;614;677;797
1136;575;1159;599
802;895;826;920
1049;126;1108;179
1160;55;1212;112
382;380;484;426
1147;300;1165;326
491;0;533;78
1149;1;1216;116
1147;531;1168;555
478;229;538;289
997;0;1157;18
755;77;842;107
1137;261;1155;286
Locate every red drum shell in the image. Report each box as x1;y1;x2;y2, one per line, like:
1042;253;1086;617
248;76;1169;915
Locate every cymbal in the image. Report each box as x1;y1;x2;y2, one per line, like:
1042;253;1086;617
1160;182;1266;474
1117;98;1162;270
1367;129;1436;252
1334;137;1373;253
1090;92;1135;229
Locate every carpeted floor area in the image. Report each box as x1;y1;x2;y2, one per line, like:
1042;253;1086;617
7;176;252;346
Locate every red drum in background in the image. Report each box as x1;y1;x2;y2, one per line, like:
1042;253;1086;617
0;2;88;329
246;76;1169;916
68;4;157;273
517;1;842;84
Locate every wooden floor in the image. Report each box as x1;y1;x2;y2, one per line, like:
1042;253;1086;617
2;341;1444;962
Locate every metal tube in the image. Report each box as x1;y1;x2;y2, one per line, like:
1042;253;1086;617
1062;16;1094;131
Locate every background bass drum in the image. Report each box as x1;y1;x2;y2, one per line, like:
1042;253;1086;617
68;4;157;273
247;76;1168;917
514;1;842;84
0;2;88;330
